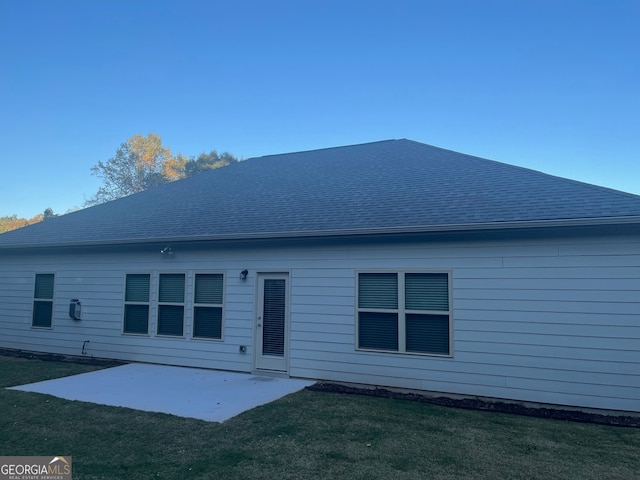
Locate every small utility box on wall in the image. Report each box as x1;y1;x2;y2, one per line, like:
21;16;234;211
69;299;82;320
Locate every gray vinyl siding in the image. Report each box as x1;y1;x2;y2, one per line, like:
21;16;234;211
0;233;638;412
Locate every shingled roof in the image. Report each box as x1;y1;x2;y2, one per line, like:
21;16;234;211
2;139;640;249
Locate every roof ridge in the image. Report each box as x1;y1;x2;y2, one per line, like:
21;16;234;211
250;139;403;160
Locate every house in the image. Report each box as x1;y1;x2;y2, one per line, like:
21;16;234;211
1;139;639;412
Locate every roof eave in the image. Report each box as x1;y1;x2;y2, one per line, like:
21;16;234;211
1;216;639;252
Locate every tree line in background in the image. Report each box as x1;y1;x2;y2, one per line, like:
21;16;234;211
0;208;57;233
0;133;239;233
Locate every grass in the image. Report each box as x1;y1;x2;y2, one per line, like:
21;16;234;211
1;356;639;479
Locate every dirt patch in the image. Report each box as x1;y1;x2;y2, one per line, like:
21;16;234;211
0;348;125;367
307;382;640;428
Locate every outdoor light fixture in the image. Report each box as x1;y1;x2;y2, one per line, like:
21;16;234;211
240;269;248;280
160;246;173;255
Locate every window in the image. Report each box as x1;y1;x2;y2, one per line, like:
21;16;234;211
193;273;224;339
33;273;54;328
122;272;225;339
357;271;451;355
124;274;150;334
157;273;185;336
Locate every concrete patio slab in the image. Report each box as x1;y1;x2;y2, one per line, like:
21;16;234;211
9;363;315;422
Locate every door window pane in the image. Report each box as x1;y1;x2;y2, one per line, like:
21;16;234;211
263;279;285;356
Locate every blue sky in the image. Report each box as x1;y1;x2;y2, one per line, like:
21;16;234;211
1;0;638;218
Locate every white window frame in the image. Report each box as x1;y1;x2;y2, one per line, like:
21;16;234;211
122;273;151;335
32;273;55;329
122;271;227;340
355;270;453;357
191;272;226;341
156;272;186;338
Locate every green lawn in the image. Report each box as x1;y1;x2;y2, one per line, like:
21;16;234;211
1;355;638;480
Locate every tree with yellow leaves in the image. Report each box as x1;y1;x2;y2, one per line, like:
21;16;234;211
86;133;238;206
0;212;46;233
87;133;174;205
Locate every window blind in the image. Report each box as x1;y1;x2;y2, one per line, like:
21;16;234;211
194;274;223;304
34;274;54;299
159;274;185;303
406;313;450;355
358;312;399;351
193;306;222;339
358;273;398;309
32;301;53;328
357;271;451;356
405;273;448;311
158;305;184;336
262;279;285;356
125;274;150;302
124;304;149;334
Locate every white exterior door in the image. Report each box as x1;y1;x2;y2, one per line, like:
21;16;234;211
255;273;289;372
